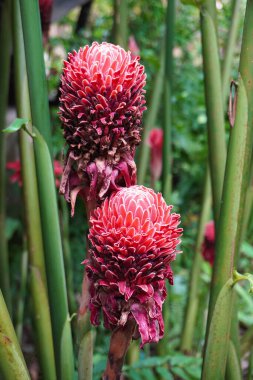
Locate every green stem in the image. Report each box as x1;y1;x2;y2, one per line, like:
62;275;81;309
0;291;30;380
0;0;12;314
59;196;76;317
222;0;241;107
180;168;211;352
247;346;253;380
200;0;226;226
202;1;253;377
137;55;165;185
12;1;57;378
162;0;175;203
113;0;128;49
19;0;52;152
15;247;28;342
19;2;74;377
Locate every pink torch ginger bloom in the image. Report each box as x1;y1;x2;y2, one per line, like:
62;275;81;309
59;42;146;214
85;185;182;346
202;220;215;265
7;160;63;188
148;128;163;183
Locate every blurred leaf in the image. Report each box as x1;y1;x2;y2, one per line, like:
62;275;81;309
5;218;21;240
241;241;253;258
3;118;29;134
156;366;174;380
171;366;192;380
127;369;143;380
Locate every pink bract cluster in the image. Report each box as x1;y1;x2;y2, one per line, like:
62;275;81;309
59;42;146;213
202;220;215;265
85;185;182;346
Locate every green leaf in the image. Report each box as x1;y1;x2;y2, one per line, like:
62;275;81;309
241;241;253;258
156;366;174;380
127;369;143;380
180;0;203;7
171;367;192;380
3;118;29;133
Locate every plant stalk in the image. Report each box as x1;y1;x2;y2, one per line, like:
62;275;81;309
0;0;12;313
0;291;30;380
19;2;74;377
202;1;253;377
162;0;175;203
113;0;128;49
222;0;241;107
180;167;211;351
12;1;57;377
102;320;136;380
200;0;226;226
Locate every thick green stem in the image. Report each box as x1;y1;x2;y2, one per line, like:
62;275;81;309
19;0;51;151
59;197;76;316
222;0;241;106
162;0;175;203
12;1;57;378
180;168;211;351
137;56;164;185
200;0;226;226
19;2;74;377
113;0;128;49
248;347;253;380
202;2;253;378
15;247;28;342
0;0;12;313
0;291;30;380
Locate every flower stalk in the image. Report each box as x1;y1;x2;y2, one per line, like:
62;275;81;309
0;291;30;380
12;1;57;377
19;1;74;376
181;167;211;351
113;0;128;49
162;0;175;203
202;1;253;377
0;0;12;313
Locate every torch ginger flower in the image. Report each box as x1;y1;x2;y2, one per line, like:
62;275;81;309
85;185;182;346
59;42;146;214
202;220;215;265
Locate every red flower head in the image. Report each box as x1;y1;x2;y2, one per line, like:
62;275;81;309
85;185;182;346
148;128;163;183
39;0;53;45
202;220;215;265
59;42;146;215
6;160;63;189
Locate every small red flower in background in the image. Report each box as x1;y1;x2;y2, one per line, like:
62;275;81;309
85;185;182;346
202;220;215;265
59;42;146;214
6;160;63;188
148;128;163;183
128;36;140;57
6;161;22;187
39;0;53;45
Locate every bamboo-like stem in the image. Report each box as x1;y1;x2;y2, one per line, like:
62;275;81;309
162;0;175;203
0;291;30;380
102;320;136;380
12;1;57;378
137;56;164;185
180;168;211;351
59;196;76;316
241;324;253;356
19;0;51;151
222;0;241;106
113;0;128;49
202;1;253;377
0;0;12;313
19;2;74;377
15;247;28;342
200;0;226;226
